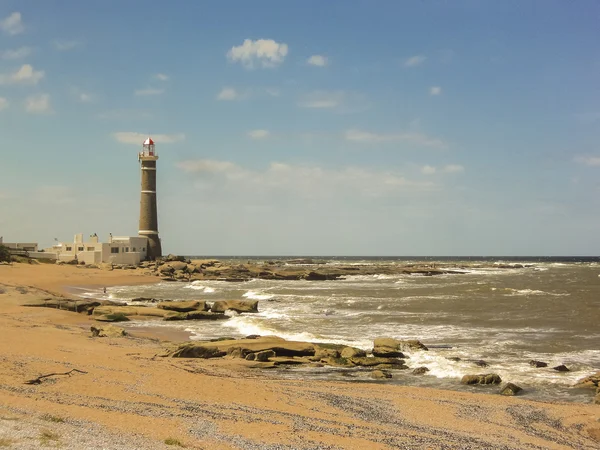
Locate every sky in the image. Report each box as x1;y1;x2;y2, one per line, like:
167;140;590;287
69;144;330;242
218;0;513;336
0;1;599;256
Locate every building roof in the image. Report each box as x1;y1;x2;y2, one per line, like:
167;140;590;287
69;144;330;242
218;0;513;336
143;137;154;146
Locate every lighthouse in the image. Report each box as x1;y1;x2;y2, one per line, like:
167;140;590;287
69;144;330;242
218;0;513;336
138;137;162;260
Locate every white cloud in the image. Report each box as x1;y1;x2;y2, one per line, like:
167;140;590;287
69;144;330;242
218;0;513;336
53;40;82;51
307;55;328;67
25;94;52;114
71;87;93;103
344;129;447;149
421;165;436;175
154;73;169;81
574;156;600;167
422;164;464;175
1;12;24;36
134;87;164;96
0;64;45;85
430;86;442;96
176;159;436;198
248;129;270;139
442;164;464;173
112;132;185;145
0;97;8;111
404;55;426;67
227;39;288;69
217;87;241;101
1;46;32;60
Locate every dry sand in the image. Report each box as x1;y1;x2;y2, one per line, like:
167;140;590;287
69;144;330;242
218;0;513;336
0;263;599;449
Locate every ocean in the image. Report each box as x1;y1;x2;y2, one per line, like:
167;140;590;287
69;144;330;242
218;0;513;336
78;257;600;404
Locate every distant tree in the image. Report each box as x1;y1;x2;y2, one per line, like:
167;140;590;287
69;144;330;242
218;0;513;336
0;245;11;263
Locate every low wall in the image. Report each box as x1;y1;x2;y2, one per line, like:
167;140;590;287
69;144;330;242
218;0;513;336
29;252;57;261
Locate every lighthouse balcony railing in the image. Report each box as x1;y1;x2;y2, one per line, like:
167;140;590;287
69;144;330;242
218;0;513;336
138;150;158;159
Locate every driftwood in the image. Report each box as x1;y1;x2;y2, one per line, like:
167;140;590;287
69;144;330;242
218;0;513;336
24;369;88;385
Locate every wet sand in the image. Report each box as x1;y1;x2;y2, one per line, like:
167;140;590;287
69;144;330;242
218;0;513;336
1;263;599;449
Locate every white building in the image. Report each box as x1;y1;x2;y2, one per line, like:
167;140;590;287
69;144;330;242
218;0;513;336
43;233;148;265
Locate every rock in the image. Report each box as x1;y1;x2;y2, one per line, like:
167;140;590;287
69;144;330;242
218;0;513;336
303;271;343;281
23;298;101;314
469;359;489;368
350;357;408;369
94;313;130;322
255;350;276;362
92;305;174;318
166;261;188;271
371;370;392;379
131;297;158;303
412;367;430;375
500;383;523;396
157;300;208;312
166;336;315;359
163;311;228;321
340;347;367;359
461;374;502;385
167;344;227;359
574;371;600;389
529;360;548;368
553;364;570;372
372;337;427;357
446;357;461;362
313;345;341;360
211;300;258;313
245;353;256;361
90;325;127;338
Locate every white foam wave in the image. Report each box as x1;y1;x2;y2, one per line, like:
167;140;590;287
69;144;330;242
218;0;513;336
243;290;275;301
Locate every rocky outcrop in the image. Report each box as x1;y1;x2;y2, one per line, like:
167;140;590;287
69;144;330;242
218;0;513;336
412;367;430;375
23;298;104;314
92;305;174;318
553;364;570;372
164;311;227;321
210;300;258;314
90;324;127;338
461;374;502;385
529;360;548;368
157;300;208;312
500;383;523;396
372;337;427;357
165;336;315;360
574;371;600;389
371;370;392;379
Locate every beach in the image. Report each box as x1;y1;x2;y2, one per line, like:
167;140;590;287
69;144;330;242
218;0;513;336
0;263;599;449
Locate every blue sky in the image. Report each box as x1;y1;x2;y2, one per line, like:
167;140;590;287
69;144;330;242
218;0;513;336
0;1;599;256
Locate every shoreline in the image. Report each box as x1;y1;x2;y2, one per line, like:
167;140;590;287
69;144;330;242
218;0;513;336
1;263;599;448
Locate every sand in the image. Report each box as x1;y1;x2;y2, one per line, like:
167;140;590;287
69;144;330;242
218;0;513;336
0;262;599;449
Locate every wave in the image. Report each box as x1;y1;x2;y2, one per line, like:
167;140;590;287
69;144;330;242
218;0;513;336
243;290;275;301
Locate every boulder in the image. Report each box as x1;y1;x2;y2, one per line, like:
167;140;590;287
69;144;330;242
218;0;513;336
166;336;315;359
412;367;430;375
553;364;570;372
461;374;502;385
574;371;600;389
211;300;258;313
340;347;367;359
168;344;227;359
312;345;341;360
92;305;173;318
166;261;188;271
372;337;427;357
255;350;276;362
500;383;523;396
94;313;130;322
529;360;548;368
23;298;101;314
90;325;127;338
350;357;408;369
469;360;489;368
371;370;392;379
163;311;228;321
157;300;208;312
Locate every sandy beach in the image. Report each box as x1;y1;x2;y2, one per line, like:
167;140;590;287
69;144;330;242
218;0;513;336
0;263;599;449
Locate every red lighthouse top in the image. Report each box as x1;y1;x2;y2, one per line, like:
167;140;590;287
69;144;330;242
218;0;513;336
139;136;157;160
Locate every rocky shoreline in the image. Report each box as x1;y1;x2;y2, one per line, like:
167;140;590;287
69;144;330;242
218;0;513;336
67;254;534;282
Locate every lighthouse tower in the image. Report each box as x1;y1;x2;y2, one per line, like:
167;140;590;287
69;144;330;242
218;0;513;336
138;137;162;260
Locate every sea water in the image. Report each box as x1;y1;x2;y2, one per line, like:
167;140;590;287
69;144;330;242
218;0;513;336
77;257;600;403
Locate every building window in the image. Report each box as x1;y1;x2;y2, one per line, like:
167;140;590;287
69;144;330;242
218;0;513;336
87;247;94;251
125;247;129;252
132;247;136;252
111;247;119;254
66;246;72;251
142;248;146;252
78;247;84;251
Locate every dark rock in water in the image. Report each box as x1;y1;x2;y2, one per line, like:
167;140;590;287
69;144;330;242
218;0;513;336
461;374;502;385
446;357;461;362
131;297;158;303
372;337;427;357
157;300;208;312
211;300;258;313
553;364;570;372
529;360;548;368
469;359;489;368
371;370;392;379
245;334;261;339
500;383;523;396
164;311;228;321
412;367;430;375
